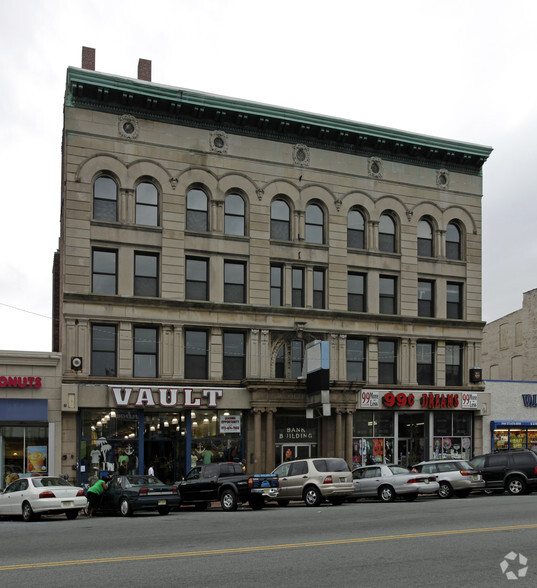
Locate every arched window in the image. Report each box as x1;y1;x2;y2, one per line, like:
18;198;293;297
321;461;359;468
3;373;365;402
93;176;117;221
417;219;433;257
136;181;158;226
186;188;208;232
348;209;365;249
446;222;461;260
271;198;290;240
305;203;324;244
379;213;396;252
225;193;245;236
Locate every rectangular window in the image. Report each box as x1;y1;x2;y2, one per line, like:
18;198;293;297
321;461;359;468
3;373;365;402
378;340;397;385
133;326;158;378
291;340;303;378
186;257;208;301
92;249;117;294
134;253;158;297
91;324;117;376
185;330;208;379
418;279;434;317
417;342;434;386
379;276;397;315
447;282;463;319
223;332;245;380
270;265;283;306
347;338;365;381
224;261;246;303
348;272;366;312
313;269;325;309
292;268;304;307
446;343;463;386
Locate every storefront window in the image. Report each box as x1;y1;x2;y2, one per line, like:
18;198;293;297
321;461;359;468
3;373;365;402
0;425;48;489
352;412;394;466
433;412;472;459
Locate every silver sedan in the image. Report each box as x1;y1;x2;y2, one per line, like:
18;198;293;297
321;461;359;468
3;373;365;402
349;464;439;502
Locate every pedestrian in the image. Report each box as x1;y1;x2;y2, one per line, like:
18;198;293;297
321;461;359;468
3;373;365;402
86;475;110;517
148;464;155;476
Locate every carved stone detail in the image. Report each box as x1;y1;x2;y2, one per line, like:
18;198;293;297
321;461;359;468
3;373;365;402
293;144;310;167
210;130;228;153
368;156;383;179
256;188;264;201
436;169;449;189
118;114;139;140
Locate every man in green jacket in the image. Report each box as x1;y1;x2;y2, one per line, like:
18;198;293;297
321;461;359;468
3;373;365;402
86;475;110;517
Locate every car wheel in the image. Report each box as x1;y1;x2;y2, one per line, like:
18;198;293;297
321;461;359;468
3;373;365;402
304;486;322;507
194;502;209;511
22;501;36;522
221;489;238;511
119;497;133;517
379;485;395;502
455;489;471;498
66;509;79;520
507;476;527;495
277;500;290;507
249;496;264;510
438;481;453;499
157;506;171;515
403;493;418;502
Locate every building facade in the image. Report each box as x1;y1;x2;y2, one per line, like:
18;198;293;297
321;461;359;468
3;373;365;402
54;48;492;483
0;351;64;489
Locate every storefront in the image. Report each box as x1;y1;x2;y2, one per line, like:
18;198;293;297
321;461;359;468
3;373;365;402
274;413;319;466
0;352;63;489
353;389;489;467
490;420;537;452
76;385;248;485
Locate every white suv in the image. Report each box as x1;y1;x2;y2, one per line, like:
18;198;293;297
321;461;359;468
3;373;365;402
271;458;354;506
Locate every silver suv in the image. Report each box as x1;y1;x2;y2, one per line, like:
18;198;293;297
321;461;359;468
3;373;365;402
413;459;484;498
271;458;353;506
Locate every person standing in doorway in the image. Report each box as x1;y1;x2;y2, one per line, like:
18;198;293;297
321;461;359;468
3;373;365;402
148;464;155;476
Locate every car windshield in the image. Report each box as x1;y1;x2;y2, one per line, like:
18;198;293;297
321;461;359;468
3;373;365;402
32;477;73;488
124;475;163;487
388;466;411;475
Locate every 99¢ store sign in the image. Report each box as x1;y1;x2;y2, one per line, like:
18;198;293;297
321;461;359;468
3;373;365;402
361;391;478;410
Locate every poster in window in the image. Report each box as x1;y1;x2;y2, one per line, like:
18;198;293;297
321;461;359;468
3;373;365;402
27;446;47;473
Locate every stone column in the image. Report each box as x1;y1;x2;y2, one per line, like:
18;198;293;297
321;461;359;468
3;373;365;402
212;199;224;232
173;325;183;378
370;220;379;251
295;210;305;241
346;411;354;466
335;409;343;458
161;324;174;377
265;408;276;472
253;408;264;474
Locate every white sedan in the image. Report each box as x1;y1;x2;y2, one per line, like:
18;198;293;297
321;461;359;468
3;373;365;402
350;464;439;502
0;476;87;521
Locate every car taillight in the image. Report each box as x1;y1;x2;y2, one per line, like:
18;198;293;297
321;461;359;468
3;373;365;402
139;488;148;495
323;475;333;484
172;485;178;494
39;491;56;499
248;477;253;488
534;466;537;475
76;489;85;497
460;470;474;476
407;478;421;484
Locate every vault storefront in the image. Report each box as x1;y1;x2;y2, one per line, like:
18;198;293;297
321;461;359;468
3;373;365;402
76;385;248;484
353;390;489;467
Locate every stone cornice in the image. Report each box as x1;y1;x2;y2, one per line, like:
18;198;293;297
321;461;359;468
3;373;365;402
66;67;492;175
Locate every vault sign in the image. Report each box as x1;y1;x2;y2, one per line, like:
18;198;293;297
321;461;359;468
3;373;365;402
110;386;223;408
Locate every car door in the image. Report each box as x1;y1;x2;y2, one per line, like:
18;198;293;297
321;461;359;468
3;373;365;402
352;467;381;497
101;476;124;512
272;462;294;499
483;453;508;488
0;479;22;514
180;467;204;502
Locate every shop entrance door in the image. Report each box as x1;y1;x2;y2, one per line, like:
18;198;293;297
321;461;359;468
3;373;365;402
280;444;313;463
397;412;425;467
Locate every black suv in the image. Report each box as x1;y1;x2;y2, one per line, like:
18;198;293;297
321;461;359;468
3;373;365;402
470;449;537;495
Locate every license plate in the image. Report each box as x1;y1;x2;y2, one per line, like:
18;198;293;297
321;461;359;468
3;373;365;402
473;474;478;480
424;479;429;484
339;477;346;482
158;499;166;505
62;501;74;507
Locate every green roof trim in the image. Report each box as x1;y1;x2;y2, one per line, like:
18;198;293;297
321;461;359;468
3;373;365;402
66;67;493;172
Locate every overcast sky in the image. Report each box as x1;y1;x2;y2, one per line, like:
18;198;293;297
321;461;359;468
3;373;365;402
1;0;535;352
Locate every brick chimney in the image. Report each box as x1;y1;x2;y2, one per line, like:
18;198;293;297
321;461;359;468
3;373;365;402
82;46;95;71
138;58;152;82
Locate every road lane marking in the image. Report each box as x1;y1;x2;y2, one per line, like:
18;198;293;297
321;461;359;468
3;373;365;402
2;524;537;572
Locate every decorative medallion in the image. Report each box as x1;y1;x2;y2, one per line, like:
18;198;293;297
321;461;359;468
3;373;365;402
210;130;228;153
436;169;449;189
368;157;383;179
293;144;310;167
118;114;139;140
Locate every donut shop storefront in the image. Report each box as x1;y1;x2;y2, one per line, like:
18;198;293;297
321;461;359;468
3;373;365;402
77;385;248;485
352;390;489;467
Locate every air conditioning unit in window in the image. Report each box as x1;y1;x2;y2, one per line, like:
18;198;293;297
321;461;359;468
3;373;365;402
469;367;482;383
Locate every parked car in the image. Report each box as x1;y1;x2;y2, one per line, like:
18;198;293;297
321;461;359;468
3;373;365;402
412;459;484;498
470;449;537;495
271;458;354;506
350;464;439;502
0;476;87;522
91;474;181;516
